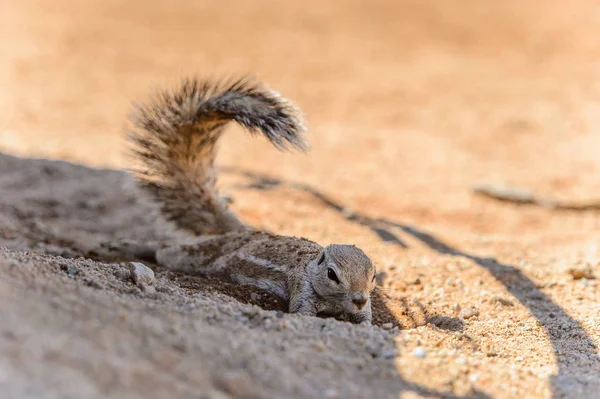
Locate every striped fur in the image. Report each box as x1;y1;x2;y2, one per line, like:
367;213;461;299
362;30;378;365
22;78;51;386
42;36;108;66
128;77;307;235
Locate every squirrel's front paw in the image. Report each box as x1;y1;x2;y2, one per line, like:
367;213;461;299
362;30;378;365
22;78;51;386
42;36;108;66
348;309;372;325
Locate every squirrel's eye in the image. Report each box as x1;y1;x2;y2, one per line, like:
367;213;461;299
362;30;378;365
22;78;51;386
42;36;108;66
317;253;325;265
327;268;340;284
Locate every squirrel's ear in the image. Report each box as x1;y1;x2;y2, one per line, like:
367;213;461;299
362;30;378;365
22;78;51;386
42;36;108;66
317;252;326;266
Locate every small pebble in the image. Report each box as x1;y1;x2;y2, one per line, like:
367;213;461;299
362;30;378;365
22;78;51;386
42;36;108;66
412;347;427;358
313;342;327;351
129;262;155;286
278;320;291;330
340;208;356;219
381;322;394;330
459;306;479;320
491;296;514;307
408;277;421;285
569;268;594;280
381;348;397;359
250;292;260;301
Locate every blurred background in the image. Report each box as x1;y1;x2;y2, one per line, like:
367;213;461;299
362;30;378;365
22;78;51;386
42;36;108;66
1;0;600;244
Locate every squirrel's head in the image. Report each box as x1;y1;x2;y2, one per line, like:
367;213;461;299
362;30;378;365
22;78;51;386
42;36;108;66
308;244;376;315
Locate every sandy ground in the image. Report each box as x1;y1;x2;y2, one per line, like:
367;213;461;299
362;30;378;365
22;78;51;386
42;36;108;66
1;0;600;398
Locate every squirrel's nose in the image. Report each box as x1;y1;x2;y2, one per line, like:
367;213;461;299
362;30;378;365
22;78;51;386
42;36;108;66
352;295;368;309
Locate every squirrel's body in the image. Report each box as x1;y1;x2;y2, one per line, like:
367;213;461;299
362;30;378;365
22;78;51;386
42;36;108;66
129;77;375;324
157;231;319;302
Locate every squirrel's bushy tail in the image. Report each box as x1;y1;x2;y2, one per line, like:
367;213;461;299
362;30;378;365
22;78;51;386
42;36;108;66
128;77;307;235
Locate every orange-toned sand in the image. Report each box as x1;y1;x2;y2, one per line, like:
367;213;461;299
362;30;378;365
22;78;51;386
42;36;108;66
1;1;599;398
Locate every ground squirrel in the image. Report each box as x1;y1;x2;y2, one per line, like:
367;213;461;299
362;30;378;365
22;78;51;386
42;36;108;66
128;77;376;324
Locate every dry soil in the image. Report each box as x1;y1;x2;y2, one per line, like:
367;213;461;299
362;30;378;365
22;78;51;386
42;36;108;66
1;1;600;398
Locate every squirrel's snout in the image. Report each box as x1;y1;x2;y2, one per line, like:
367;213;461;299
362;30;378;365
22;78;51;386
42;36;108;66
352;294;368;309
